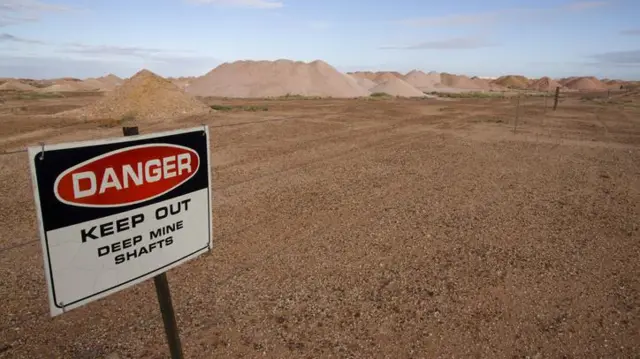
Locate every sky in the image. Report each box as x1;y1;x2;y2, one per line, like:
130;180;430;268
0;0;639;79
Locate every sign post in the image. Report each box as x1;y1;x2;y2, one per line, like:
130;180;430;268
28;126;212;358
123;126;183;359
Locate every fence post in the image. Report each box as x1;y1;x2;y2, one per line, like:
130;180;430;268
553;86;560;111
514;94;521;134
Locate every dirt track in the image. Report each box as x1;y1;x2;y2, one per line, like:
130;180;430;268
1;93;639;358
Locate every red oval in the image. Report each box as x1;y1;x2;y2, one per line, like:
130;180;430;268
54;144;200;207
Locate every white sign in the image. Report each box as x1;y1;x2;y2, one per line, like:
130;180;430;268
28;127;212;316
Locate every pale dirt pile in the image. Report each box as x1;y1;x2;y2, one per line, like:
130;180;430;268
370;77;426;97
38;82;92;92
79;74;123;91
403;70;441;91
52;77;82;84
564;77;607;90
491;75;529;89
348;71;377;81
559;77;578;86
80;78;114;91
170;76;196;90
440;73;485;90
348;75;377;90
529;77;563;91
471;77;503;91
372;72;401;84
0;80;36;91
186;59;369;98
99;74;123;86
38;79;97;92
61;69;211;121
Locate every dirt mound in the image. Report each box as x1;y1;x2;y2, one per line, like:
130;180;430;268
186;59;368;98
372;72;401;84
99;74;123;86
348;75;377;90
349;72;376;81
469;76;496;91
491;75;529;89
38;81;93;92
80;78;113;91
403;70;441;91
440;73;485;90
529;77;562;91
0;80;36;91
370;77;426;97
564;77;607;90
61;69;211;121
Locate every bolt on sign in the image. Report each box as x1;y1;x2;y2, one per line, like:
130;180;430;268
28;127;212;316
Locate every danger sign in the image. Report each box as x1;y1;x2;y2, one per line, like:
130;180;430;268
28;127;212;316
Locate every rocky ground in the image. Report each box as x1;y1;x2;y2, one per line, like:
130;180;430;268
0;92;638;358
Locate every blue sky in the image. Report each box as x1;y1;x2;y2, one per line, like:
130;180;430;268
0;0;639;79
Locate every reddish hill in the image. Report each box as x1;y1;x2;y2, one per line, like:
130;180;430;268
440;73;485;90
564;77;607;91
529;77;563;91
491;75;529;89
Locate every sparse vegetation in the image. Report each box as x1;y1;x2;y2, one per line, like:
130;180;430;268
210;104;269;112
210;104;234;111
273;94;326;100
370;92;391;98
242;105;268;112
429;91;552;99
429;91;507;99
12;91;65;100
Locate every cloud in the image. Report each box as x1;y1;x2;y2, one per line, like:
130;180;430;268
0;32;44;44
63;43;175;57
400;11;507;27
380;37;497;50
0;0;74;26
184;0;283;9
400;1;609;27
590;49;640;65
620;29;640;36
0;53;220;78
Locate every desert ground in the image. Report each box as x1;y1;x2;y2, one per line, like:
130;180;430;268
0;84;639;359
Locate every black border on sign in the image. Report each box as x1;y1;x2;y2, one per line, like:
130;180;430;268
28;126;213;314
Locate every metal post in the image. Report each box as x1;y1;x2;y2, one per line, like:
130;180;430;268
154;273;184;359
514;94;520;134
122;126;184;359
553;86;560;111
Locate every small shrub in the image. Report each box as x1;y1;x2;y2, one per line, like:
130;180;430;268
242;106;268;112
210;104;234;111
14;91;64;100
370;92;391;97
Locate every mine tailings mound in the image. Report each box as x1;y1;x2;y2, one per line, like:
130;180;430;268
38;81;96;92
348;75;377;91
491;75;529;89
370;77;426;97
439;73;486;90
403;70;441;91
186;59;369;98
0;80;36;91
564;76;607;91
529;77;563;92
60;69;211;122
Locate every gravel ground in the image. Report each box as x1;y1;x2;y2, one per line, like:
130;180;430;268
0;94;639;358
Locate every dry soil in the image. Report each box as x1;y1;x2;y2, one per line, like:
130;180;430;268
0;90;639;358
